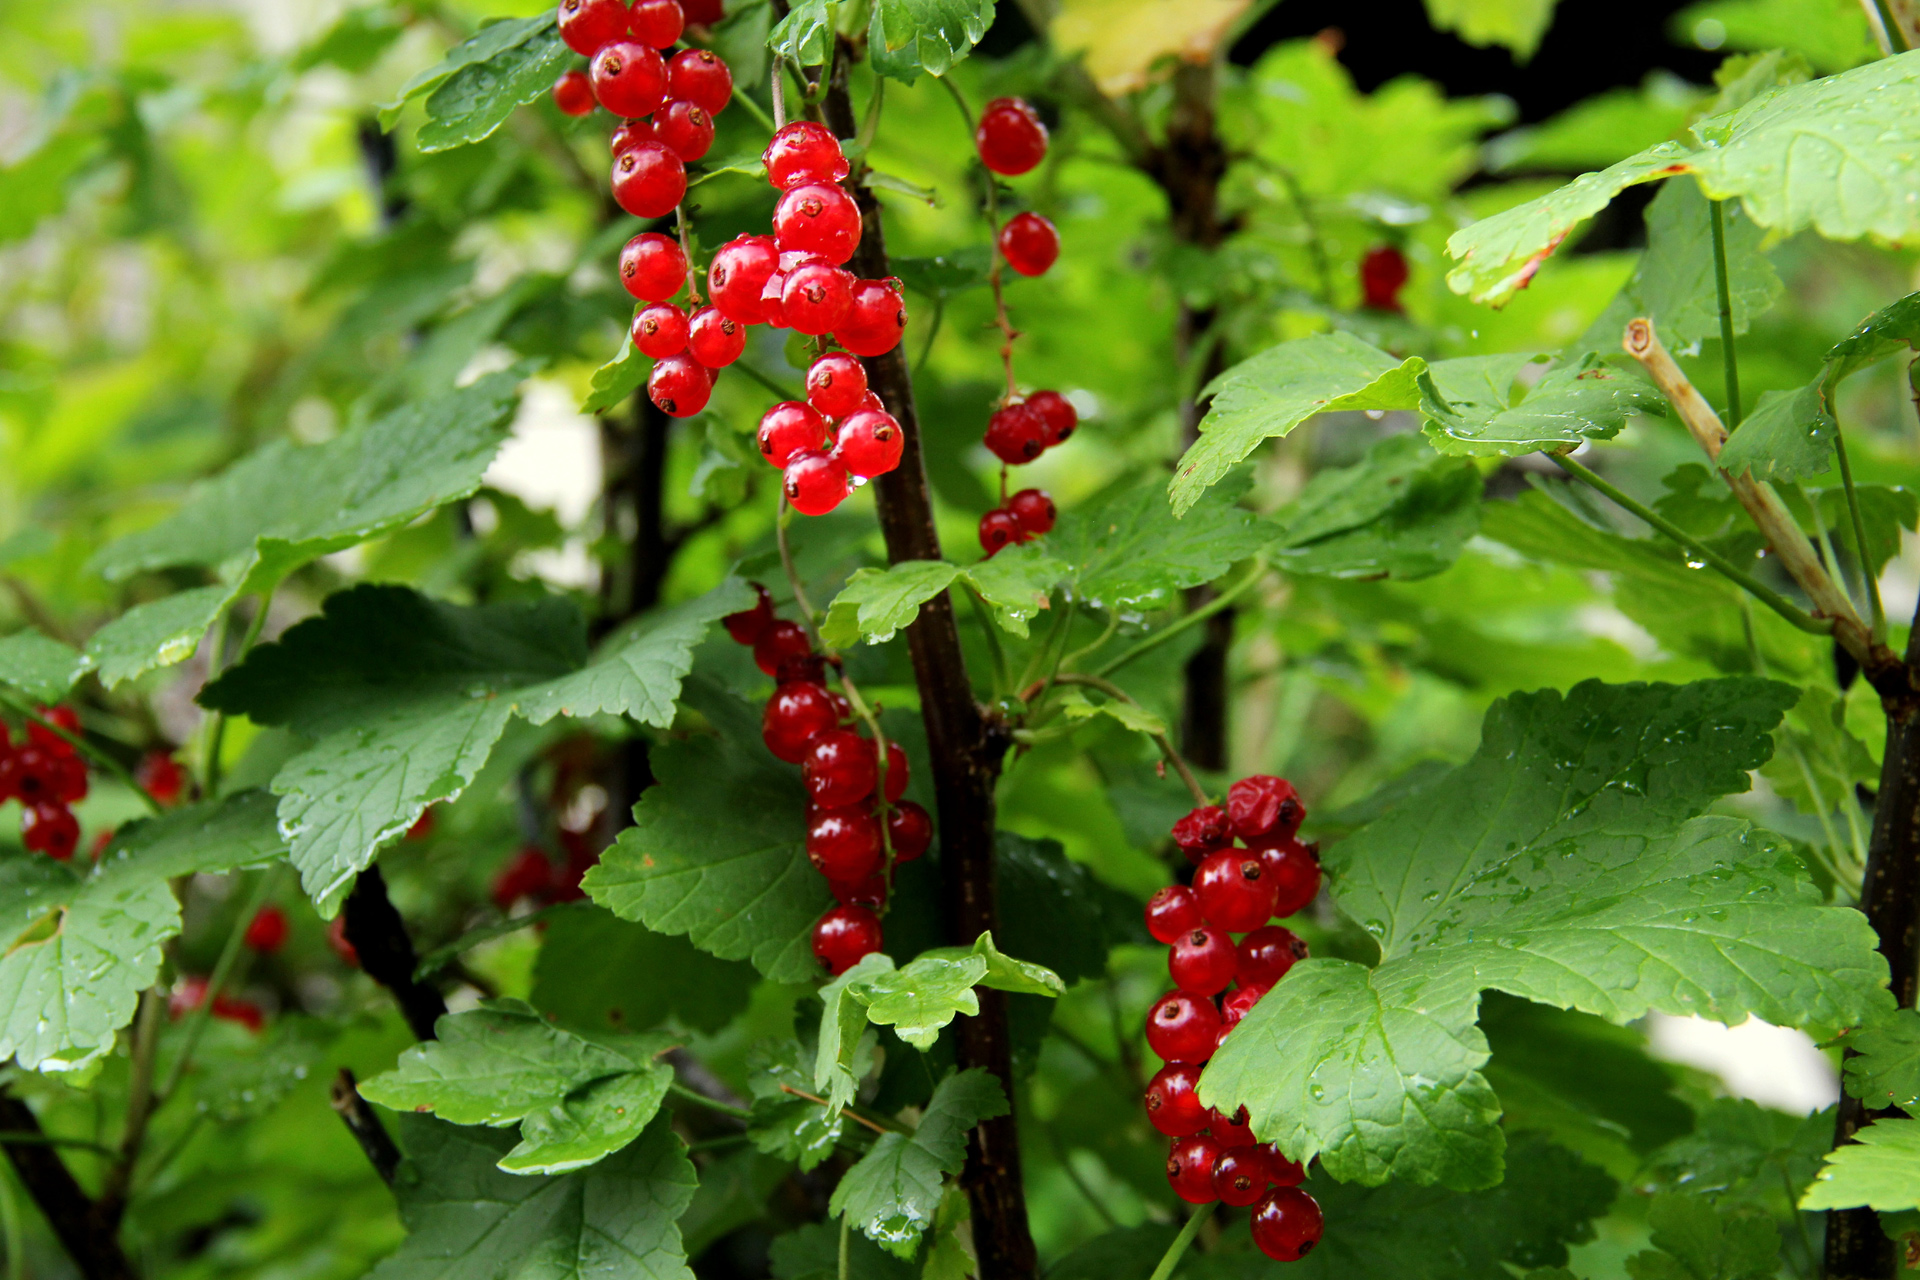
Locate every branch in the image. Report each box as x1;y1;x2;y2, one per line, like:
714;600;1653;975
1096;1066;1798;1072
0;1094;138;1280
342;865;448;1041
329;1070;401;1187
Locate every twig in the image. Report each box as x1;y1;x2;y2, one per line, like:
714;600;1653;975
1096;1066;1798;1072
668;1081;754;1121
341;865;448;1042
154;868;282;1106
329;1070;401;1188
1147;1201;1217;1280
0;1093;137;1280
1094;557;1266;680
1832;426;1888;639
1032;673;1208;805
94;990;163;1224
778;1083;905;1135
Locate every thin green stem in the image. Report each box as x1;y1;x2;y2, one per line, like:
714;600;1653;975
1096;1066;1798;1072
1709;200;1743;430
0;693;161;814
1094;557;1267;680
1832;428;1887;639
1060;607;1119;672
1031;597;1078;712
838;1214;851;1280
1148;1202;1218;1280
668;1082;753;1121
735;360;804;404
913;298;944;376
1038;673;1209;805
1271;164;1335;309
962;585;1012;698
1553;455;1831;636
1868;0;1912;52
156;866;282;1105
855;76;884;152
1017;595;1074;692
0;1169;20;1280
771;55;789;130
1745;603;1861;895
731;84;777;134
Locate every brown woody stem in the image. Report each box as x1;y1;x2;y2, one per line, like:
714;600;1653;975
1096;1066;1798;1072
0;1094;138;1280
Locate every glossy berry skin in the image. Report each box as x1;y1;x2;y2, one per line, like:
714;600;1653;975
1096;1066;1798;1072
647;352;709;417
628;0;684;46
1361;244;1410;312
753;619;813;677
1146;991;1222;1064
764;121;848;189
758;269;789;328
807;806;883;881
655;100;714;162
553;70;597;116
1213;1147;1274;1206
1264;1144;1307;1187
668;49;733;115
774;184;861;264
806;353;868;418
1007;488;1055;537
619;232;687;302
834;279;907;357
137;752;183;806
611;118;654;155
1251;1187;1324;1262
784;451;850;517
976;98;1048;175
1025;389;1077;447
804;728;878;809
559;0;631;56
979;509;1019;557
763;681;839;763
829;872;888;910
681;0;723;23
244;905;290;952
1144;1063;1209;1137
759;402;831;469
835;410;903;478
1237;926;1309;987
998;211;1059;277
1144;885;1202;945
687;307;745;368
1169;926;1238;996
1172;803;1232;861
723;582;775;645
1194;849;1279;933
782;263;853;335
1228;774;1304;842
612;142;686;218
1166;1134;1224;1204
1261;838;1322;917
813;905;883;976
887;801;932;861
983;403;1045;465
1209;1105;1257;1148
590;42;667;118
877;740;909;803
21;803;78;860
631;303;689;358
709;235;779;323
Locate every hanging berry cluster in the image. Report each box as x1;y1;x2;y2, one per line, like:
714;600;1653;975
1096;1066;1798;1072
721;584;933;975
1143;775;1327;1262
0;707;87;860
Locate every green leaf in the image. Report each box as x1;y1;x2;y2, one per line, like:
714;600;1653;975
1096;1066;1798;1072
995;832;1142;988
1757;683;1877;823
84;584;237;689
1844;1008;1920;1112
1419;357;1665;456
1717;381;1835;482
1054;685;1169;737
893;250;992;299
1046;480;1270;607
1421;0;1561;58
370;1113;697;1280
379;15;566;152
963;544;1066;637
1171;332;1424;516
821;549;1064;648
771;1222;915;1280
816;952;893;1111
0;792;286;1071
867;0;996;83
191;1014;336;1122
767;0;835;67
745;1041;848;1171
530;906;757;1036
1626;1193;1781;1278
828;1069;1008;1258
1802;1117;1920;1211
0;630;89;703
1628;176;1782;351
1824;289;1920;391
584;339;648;415
1200;678;1887;1190
855;953;986;1049
1274;434;1482;581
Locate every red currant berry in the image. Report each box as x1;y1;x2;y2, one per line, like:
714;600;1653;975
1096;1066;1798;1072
1360;244;1410;312
830;871;888;910
1170;925;1238;995
244;905;290;952
611;141;686;218
1208;1105;1257;1148
29;706;80;754
979;509;1019;557
1213;1147;1273;1206
833;278;907;358
1144;884;1202;944
875;739;908;803
709;234;778;324
1264;1144;1307;1187
647;352;709;417
806;353;868;418
782;263;854;335
136;752;183;806
813;905;883;975
21;803;78;860
1237;926;1308;987
682;0;723;23
1166;1134;1224;1204
753;619;813;677
1221;984;1264;1030
631;302;689;358
51;752;86;804
1171;803;1231;862
1144;1063;1209;1137
758;269;790;328
1260;838;1321;917
835;409;903;479
807;805;883;881
762;680;838;763
558;0;631;56
1228;775;1304;842
687;306;745;368
1146;991;1222;1064
983;403;1045;464
759;401;831;468
619;232;687;302
998;211;1059;277
590;41;667;118
975;98;1048;175
763;121;848;189
784;451;850;517
328;915;360;968
778;652;828;684
553;69;597;116
611;118;655;155
723;582;775;645
668;48;733;116
628;0;684;46
887;800;932;861
804;728;878;809
1194;849;1278;933
1025;389;1078;446
1251;1187;1324;1262
774;183;861;264
1007;488;1055;537
654;100;714;162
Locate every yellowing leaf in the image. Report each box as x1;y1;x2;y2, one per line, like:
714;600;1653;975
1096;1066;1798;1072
1051;0;1252;94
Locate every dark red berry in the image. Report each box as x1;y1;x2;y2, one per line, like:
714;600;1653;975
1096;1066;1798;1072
682;0;723;20
1264;1143;1307;1187
1007;488;1055;537
628;0;684;46
753;619;814;677
1213;1147;1273;1206
1170;925;1238;995
876;739;908;803
553;69;597;116
979;509;1019;556
654;100;714;162
835;409;903;479
136;752;183;806
406;808;436;840
611;118;655;155
807;805;883;881
21;803;78;860
774;183;861;264
723;582;775;645
829;872;888;910
983;403;1045;464
631;302;689;358
1237;926;1308;987
998;211;1059;277
1194;849;1278;932
1360;244;1410;312
611;141;686;218
813;905;883;975
1145;885;1202;944
1025;389;1077;446
887;801;932;861
709;234;779;323
782;263;853;335
590;41;667;118
244;906;289;952
806;352;868;418
763;121;848;189
784;451;849;517
668;48;733;115
763;681;839;763
647;352;709;417
1228;775;1304;842
328;915;359;968
493;847;556;909
1144;1063;1209;1137
975;98;1048;175
687;306;745;368
558;0;631;56
1172;804;1231;861
1146;991;1221;1064
29;706;79;754
1166;1134;1223;1204
805;728;878;809
1261;838;1321;918
619;232;687;302
833;278;907;356
1208;1105;1257;1148
1251;1187;1323;1261
759;401;831;469
758;268;790;328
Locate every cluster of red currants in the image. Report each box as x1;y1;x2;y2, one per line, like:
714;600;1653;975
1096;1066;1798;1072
722;584;932;975
0;707;86;860
1142;775;1326;1262
492;835;596;910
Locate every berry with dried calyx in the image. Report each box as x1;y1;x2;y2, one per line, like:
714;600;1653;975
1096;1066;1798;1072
687;306;745;367
1007;488;1055;537
1213;1147;1274;1206
590;41;667;118
834;278;908;356
647;352;710;417
558;0;631;56
1146;991;1222;1064
1228;774;1304;843
1145;885;1202;945
553;69;597;116
1169;925;1238;996
1144;1063;1209;1137
1166;1134;1224;1204
759;401;832;469
611;118;655;155
998;211;1059;277
813;904;883;975
1237;926;1309;987
753;619;813;677
655;100;714;162
723;582;775;645
628;0;684;46
763;680;839;763
612;141;686;218
983;403;1045;465
1208;1105;1257;1148
1025;389;1078;446
1171;803;1231;861
631;302;689;358
1251;1187;1324;1261
619;232;687;302
668;48;733;115
709;234;779;323
774;183;862;264
886;801;932;861
976;97;1048;175
782;262;854;335
835;409;904;479
784;451;850;516
763;121;848;189
979;509;1019;556
806;352;868;418
1193;848;1278;932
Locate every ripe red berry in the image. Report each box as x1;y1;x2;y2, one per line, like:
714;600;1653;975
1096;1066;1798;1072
998;211;1059;277
1228;775;1304;843
1208;1105;1257;1148
1170;926;1238;995
619;232;687;302
753;619;813;677
975;98;1048;175
647;352;710;417
1237;926;1308;987
1194;849;1278;932
806;353;868;418
611;118;655;155
553;69;597;116
763;680;839;763
723;582;775;645
784;451;850;517
764;121;848;189
1261;838;1322;917
835;409;903;479
1024;389;1077;447
805;728;878;809
709;234;779;323
328;915;360;968
829;871;888;910
682;0;723;24
612;141;686;218
774;183;862;264
687;306;745;368
631;303;689;358
1172;803;1231;861
886;800;932;861
558;0;631;56
628;0;684;46
813;905;883;975
1264;1144;1307;1187
759;401;831;468
29;706;80;754
655;100;714;162
758;268;790;328
21;803;78;860
1166;1134;1224;1204
1007;488;1055;537
1144;1063;1209;1137
1213;1147;1273;1206
493;847;557;909
979;509;1019;556
782;263;853;335
1361;244;1410;312
1146;991;1222;1064
807;806;883;881
667;48;732;115
834;278;907;357
590;41;667;118
983;403;1045;464
136;751;183;806
244;905;290;952
1144;885;1202;945
876;740;908;803
1251;1187;1324;1262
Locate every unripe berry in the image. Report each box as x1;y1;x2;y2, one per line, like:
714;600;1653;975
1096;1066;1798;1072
1251;1187;1324;1261
774;183;861;264
611;141;686;218
668;48;733;115
887;801;932;861
619;232;686;302
975;98;1048;175
687;306;745;368
784;450;850;516
647;352;709;417
807;352;869;418
978;509;1019;556
804;728;878;809
1260;837;1322;917
998;211;1059;277
1169;925;1237;995
759;401;830;468
753;619;813;677
590;41;667;118
553;70;597;116
1146;991;1221;1064
1007;488;1055;537
813;905;883;975
835;409;903;478
763;680;838;763
1144;1063;1209;1137
628;0;684;47
558;0;631;57
782;263;854;335
723;582;775;645
1024;389;1078;447
1166;1134;1223;1204
983;403;1045;464
1228;774;1304;842
763;121;848;189
1213;1147;1272;1206
655;100;714;162
807;805;883;881
1194;849;1279;933
709;234;779;323
1144;884;1202;944
631;303;689;358
1236;925;1309;987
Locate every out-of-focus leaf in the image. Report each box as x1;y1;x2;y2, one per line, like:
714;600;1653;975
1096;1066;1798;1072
1844;1007;1920;1112
84;584;236;689
530;905;757;1035
1422;0;1561;58
1625;1193;1781;1278
0;630;89;703
1274;434;1482;580
1051;0;1254;95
